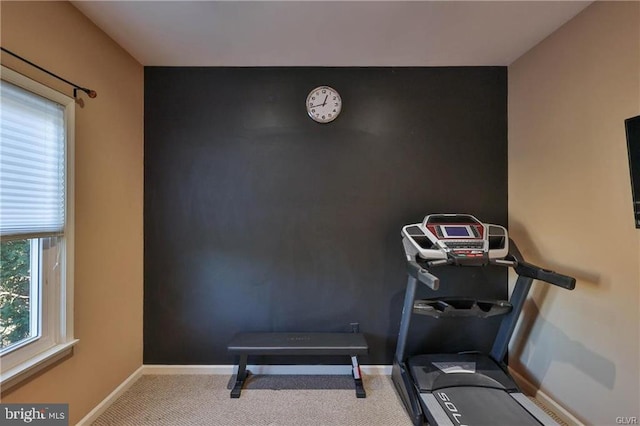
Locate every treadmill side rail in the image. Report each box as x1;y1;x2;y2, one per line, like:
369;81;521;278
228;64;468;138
511;393;560;426
420;394;455;426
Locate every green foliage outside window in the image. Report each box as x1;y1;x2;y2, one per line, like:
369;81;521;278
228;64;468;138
0;239;31;349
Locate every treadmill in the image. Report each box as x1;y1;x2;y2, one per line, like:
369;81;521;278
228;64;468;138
392;214;576;426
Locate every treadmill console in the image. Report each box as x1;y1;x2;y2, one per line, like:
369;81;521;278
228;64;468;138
402;214;508;266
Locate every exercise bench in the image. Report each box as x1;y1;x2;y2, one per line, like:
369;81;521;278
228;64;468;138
227;332;369;398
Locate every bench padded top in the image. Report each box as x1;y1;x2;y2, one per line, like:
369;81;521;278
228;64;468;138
228;332;368;356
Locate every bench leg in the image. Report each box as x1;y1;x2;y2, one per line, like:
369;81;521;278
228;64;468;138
351;355;366;398
230;354;248;398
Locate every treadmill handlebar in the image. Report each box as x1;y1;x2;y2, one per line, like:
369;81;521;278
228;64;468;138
427;258;452;268
490;258;517;267
513;260;576;290
407;261;440;290
508;239;576;290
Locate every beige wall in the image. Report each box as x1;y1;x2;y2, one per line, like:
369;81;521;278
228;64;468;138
0;1;143;424
509;1;639;423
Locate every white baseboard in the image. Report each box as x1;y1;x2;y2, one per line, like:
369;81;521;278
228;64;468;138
76;365;144;426
143;364;391;376
143;364;234;375
509;367;584;426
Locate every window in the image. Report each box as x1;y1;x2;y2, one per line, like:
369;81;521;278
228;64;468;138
0;66;76;390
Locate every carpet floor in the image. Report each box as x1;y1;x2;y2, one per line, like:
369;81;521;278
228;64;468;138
92;374;414;426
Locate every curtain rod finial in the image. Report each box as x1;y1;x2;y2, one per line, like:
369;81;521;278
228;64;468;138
74;87;97;99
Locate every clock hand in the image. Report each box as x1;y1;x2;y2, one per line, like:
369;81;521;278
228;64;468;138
309;96;329;109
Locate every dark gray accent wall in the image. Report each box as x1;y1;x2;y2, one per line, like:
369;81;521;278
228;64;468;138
144;67;508;365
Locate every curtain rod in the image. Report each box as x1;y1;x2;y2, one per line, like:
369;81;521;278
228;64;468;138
1;46;97;99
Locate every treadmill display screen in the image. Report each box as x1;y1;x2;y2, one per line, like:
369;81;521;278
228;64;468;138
443;226;471;238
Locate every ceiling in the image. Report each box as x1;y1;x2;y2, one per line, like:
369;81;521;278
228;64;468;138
71;1;592;67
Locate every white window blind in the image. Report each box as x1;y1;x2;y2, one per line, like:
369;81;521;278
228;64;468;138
0;80;65;238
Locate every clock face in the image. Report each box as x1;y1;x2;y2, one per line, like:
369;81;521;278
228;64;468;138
306;86;342;123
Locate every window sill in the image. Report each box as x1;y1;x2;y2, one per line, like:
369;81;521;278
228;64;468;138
0;339;79;393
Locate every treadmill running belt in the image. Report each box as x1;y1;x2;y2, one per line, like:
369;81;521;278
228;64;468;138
429;387;543;426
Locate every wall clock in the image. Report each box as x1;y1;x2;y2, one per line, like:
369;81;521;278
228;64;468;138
306;86;342;124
